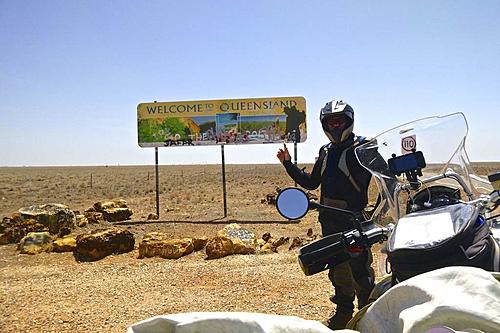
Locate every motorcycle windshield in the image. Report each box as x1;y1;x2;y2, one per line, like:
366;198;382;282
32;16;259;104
355;112;492;224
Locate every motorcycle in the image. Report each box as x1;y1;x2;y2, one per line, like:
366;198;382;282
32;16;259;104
276;112;500;329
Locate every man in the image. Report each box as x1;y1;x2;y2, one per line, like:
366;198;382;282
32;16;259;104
277;100;375;329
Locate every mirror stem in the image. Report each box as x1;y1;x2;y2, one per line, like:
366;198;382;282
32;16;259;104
309;201;358;218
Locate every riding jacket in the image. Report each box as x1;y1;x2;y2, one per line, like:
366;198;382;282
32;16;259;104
283;134;372;233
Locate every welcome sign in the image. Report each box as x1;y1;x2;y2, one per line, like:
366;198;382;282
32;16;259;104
137;96;306;147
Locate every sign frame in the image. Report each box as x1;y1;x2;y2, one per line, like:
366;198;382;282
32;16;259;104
137;96;307;148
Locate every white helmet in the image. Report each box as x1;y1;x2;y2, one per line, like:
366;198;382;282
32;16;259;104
320;99;354;143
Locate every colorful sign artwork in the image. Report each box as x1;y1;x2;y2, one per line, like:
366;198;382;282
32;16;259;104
137;96;306;147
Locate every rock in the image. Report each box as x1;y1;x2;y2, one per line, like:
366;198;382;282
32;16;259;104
140;233;188;259
18;204;76;235
93;199;128;211
289;237;306;250
87;199;133;222
147;213;159;220
258;233;290;254
205;224;257;259
288;231;318;250
76;214;88;227
205;236;235;259
259;242;275;254
53;236;77;252
138;233;209;259
84;211;104;224
263;187;282;205
192;238;209;252
256;239;266;248
74;228;135;261
0;216;14;233
58;227;72;238
306;191;319;201
0;218;48;245
262;232;272;242
270;236;289;250
102;208;133;222
0;217;17;244
18;232;53;254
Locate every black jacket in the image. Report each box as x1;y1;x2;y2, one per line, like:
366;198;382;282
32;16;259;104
283;134;372;232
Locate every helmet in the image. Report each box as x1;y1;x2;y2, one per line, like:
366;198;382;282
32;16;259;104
320;100;354;143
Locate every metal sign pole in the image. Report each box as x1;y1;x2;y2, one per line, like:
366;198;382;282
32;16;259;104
294;141;298;166
221;144;228;218
155;147;160;217
293;130;298;187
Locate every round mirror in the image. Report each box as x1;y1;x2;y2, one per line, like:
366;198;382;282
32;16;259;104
276;187;310;220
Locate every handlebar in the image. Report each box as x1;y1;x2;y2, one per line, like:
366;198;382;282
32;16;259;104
298;221;393;276
309;199;392;246
364;224;393;246
393;170;499;218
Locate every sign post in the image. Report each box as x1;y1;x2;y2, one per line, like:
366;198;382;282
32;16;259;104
292;129;298;187
221;145;227;218
155;147;160;217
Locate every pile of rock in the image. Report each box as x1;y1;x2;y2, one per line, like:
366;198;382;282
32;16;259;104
0;199;136;258
136;223;304;261
84;199;133;223
1;199;319;262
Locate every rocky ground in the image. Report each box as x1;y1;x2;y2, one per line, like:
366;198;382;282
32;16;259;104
0;163;496;332
1;217;391;333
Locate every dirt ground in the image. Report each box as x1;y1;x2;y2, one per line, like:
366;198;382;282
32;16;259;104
0;163;497;332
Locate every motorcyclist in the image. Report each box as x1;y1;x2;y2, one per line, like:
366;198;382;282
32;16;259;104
277;99;375;329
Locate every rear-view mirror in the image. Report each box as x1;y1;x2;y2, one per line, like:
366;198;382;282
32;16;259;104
276;187;310;220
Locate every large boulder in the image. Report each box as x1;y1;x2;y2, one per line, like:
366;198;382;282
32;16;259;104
18;232;53;254
0;216;48;245
205;224;257;259
74;228;135;261
18;203;76;235
138;232;208;259
86;199;133;222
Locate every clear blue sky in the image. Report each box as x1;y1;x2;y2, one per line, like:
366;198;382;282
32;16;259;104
1;0;499;166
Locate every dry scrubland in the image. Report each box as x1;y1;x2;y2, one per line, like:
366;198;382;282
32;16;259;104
0;163;498;332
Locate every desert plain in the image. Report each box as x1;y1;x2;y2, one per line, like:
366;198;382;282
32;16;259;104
0;162;498;332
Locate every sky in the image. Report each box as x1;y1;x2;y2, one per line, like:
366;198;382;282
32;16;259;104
1;0;499;166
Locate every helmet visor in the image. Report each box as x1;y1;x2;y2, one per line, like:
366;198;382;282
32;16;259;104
322;114;353;143
324;115;348;130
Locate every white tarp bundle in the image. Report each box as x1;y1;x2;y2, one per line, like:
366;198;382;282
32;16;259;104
126;266;500;333
126;312;354;333
356;266;500;333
